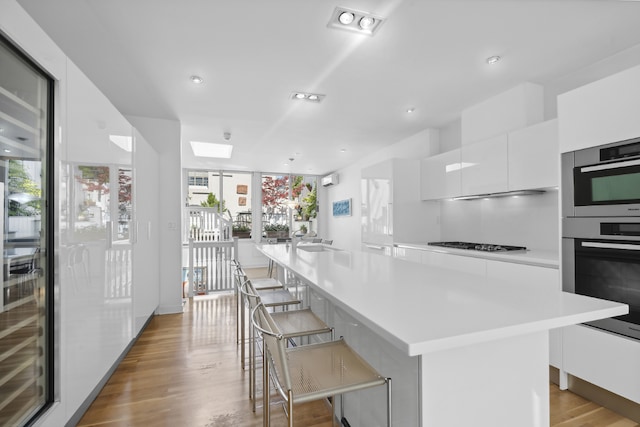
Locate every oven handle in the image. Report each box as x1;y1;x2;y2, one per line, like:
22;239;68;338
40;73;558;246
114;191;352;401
582;241;640;251
581;158;640;173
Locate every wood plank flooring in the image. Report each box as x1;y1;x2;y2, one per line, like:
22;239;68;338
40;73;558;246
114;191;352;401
78;270;639;427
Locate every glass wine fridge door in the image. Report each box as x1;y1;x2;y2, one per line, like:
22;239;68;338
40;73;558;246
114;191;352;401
0;35;53;425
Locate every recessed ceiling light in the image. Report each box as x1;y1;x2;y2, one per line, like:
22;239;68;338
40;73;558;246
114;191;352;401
338;11;355;25
190;75;204;84
3;149;10;153
291;92;325;102
190;141;233;158
328;7;384;36
340;148;347;153
486;55;501;65
359;16;375;29
406;107;415;113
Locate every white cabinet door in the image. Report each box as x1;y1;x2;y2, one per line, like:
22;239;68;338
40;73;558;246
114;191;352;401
564;325;640;403
558;63;640;153
361;161;393;245
508;119;559;191
420;149;461;200
460;134;508;196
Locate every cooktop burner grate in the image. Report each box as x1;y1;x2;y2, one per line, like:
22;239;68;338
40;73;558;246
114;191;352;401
427;241;527;252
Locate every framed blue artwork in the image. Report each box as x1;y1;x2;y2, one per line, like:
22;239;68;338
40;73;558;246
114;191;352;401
332;198;352;217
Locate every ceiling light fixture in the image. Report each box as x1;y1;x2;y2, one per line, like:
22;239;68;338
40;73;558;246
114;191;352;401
358;16;375;29
486;55;501;65
291;92;325;102
190;75;204;84
406;107;415;113
328;7;384;36
338;11;355;25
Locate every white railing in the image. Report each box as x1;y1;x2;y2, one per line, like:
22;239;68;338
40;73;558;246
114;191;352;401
186;238;238;296
104;242;132;300
184;207;232;242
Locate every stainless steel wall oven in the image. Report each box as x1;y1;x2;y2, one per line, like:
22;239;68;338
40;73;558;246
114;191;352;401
562;137;640;340
562;136;640;217
562;217;640;340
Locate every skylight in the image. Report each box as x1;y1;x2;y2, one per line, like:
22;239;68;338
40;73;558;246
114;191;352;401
190;141;233;158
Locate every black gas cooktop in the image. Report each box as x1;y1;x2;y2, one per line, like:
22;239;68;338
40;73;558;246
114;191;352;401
428;241;527;252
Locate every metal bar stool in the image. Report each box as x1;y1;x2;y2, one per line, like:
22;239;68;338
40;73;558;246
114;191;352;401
237;276;301;370
240;280;333;411
252;303;392;427
232;260;282;344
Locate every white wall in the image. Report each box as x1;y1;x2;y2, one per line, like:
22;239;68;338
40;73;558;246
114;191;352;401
133;129;161;334
324;129;440;251
127;116;183;315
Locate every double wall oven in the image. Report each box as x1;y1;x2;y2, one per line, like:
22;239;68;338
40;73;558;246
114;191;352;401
562;136;640;341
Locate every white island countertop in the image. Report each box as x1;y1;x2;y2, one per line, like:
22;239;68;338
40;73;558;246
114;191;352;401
257;243;627;357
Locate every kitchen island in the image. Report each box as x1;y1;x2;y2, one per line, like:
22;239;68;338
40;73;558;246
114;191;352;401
257;243;628;427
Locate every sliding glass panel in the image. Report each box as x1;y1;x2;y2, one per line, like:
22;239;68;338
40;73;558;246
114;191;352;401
261;174;290;239
223;172;252;239
0;35;52;426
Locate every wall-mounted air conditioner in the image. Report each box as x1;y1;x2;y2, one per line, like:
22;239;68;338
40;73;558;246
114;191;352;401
321;173;339;187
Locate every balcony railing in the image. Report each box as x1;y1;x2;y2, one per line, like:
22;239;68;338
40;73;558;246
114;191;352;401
186;238;238;296
184;207;232;243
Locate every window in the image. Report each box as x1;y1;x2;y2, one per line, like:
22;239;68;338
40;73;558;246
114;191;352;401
261;174;318;238
187;173;209;187
186;170;253;238
0;35;53;426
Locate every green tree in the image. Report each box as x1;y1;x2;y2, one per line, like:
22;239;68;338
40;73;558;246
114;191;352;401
8;160;41;216
200;193;226;211
301;184;317;219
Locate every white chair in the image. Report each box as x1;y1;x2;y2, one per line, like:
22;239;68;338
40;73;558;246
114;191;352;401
252;302;392;427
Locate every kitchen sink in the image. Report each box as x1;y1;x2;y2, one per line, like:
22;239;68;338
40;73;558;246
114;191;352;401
296;244;339;252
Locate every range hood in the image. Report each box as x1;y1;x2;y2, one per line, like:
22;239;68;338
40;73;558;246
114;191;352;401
452;189;546;201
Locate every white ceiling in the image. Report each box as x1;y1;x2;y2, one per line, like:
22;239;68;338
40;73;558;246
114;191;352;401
16;0;640;175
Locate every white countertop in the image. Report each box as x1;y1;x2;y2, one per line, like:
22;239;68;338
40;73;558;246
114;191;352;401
395;242;559;268
257;244;627;357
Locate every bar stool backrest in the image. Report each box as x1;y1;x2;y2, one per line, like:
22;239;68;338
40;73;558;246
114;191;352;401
252;303;293;392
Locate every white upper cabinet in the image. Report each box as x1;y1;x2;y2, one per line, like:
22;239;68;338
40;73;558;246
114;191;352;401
420;149;461;200
460;134;508;196
507;119;559;191
462;82;543;145
558;64;640;153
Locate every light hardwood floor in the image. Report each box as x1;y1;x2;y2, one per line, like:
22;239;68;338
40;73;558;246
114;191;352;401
78;280;639;426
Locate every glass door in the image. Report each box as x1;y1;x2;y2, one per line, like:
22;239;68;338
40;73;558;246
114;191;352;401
0;35;52;426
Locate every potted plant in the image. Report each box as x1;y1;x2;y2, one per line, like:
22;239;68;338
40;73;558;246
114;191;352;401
232;224;251;239
264;223;289;238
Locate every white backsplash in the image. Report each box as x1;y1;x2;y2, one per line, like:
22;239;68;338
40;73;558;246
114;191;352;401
439;190;559;252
